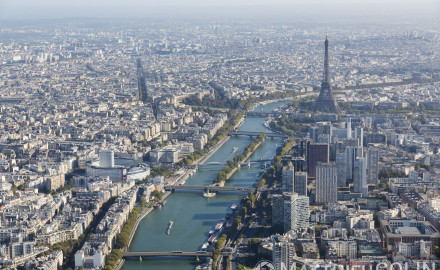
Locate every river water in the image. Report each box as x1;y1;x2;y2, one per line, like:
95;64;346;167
123;100;290;270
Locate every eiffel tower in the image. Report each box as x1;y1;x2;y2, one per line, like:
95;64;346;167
314;37;341;114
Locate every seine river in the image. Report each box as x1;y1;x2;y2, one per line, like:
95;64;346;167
123;100;291;270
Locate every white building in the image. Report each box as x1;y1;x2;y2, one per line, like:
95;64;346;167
98;149;114;168
74;242;106;269
397;240;432;259
291;194;310;231
327;240;357;259
272;193;309;233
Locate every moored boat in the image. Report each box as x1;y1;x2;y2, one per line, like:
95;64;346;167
230;203;238;211
215;220;224;231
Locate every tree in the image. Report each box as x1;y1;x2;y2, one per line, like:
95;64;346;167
115;232;129;249
140;197;147;209
248;191;256;206
151;190;162;201
257;178;266;189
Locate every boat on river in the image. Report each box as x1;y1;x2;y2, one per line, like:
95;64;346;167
166;220;173;235
203;191;216;198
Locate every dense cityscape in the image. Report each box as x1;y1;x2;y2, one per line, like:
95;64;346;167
0;5;440;270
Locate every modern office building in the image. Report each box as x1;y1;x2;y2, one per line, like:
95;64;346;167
367;150;379;185
355;127;364;147
346;146;363;181
272;193;309;233
282;163;295;193
294;172;308;196
315;162;338;204
292;194;310;231
272;234;296;270
354;157;368;197
98;149;115;168
307;143;329;178
272;194;286;231
336;151;347;187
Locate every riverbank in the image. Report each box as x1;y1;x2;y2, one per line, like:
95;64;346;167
223;140;262;184
195;109;245;166
196;136;230;166
127;190;172;244
213;132;266;185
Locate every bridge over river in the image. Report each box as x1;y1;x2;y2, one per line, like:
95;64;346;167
165;185;254;193
229;131;289;139
199;159;273;167
123;251;212;259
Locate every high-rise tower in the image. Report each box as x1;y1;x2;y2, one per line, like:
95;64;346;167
314;38;341;114
315;162;338;204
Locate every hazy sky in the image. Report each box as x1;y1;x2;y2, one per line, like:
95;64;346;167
0;0;439;22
